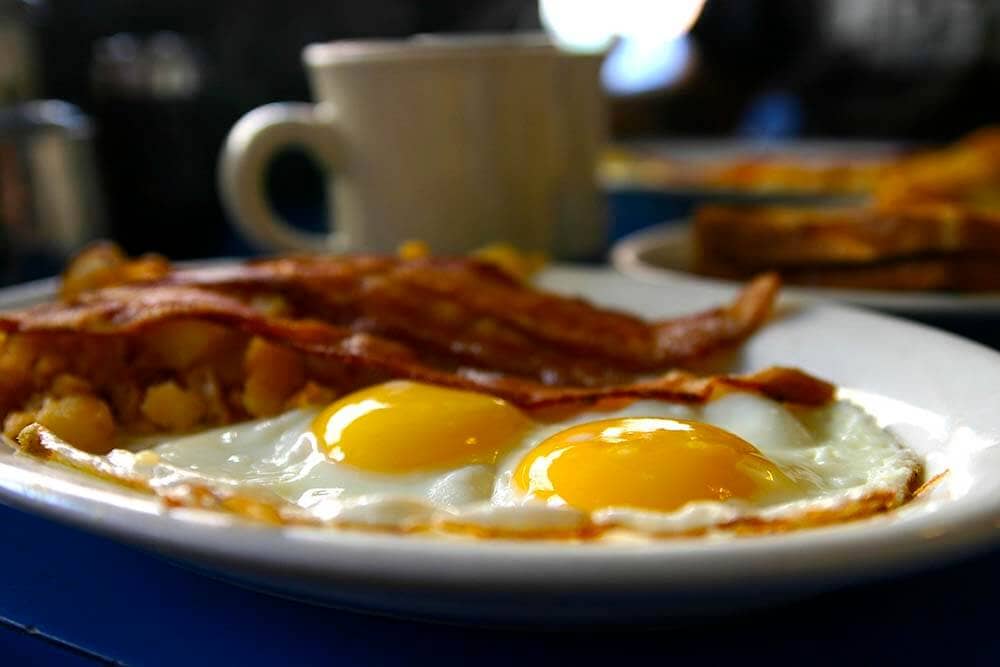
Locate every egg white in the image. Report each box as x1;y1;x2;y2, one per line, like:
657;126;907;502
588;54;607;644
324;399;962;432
105;390;920;536
446;393;919;534
126;409;496;527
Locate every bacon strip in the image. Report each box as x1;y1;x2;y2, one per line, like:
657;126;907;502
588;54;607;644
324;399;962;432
97;255;780;381
355;266;779;371
0;284;832;407
166;259;622;384
197;257;779;367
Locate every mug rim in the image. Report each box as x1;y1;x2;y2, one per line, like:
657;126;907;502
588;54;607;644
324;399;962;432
303;32;598;66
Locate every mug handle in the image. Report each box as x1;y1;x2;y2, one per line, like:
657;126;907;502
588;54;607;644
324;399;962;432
219;102;348;252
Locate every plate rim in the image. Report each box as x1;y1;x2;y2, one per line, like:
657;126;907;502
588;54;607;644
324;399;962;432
610;221;1000;315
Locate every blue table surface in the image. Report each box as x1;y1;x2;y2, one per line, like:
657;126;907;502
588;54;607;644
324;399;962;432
5;205;1000;663
1;500;998;666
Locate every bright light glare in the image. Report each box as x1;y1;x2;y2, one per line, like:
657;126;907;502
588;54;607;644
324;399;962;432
603;35;692;95
540;0;707;51
539;0;618;51
540;0;706;94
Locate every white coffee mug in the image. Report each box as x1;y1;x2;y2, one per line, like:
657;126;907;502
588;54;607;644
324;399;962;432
219;34;608;259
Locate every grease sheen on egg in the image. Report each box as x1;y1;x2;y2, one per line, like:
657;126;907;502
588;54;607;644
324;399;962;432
311;381;533;472
514;417;799;513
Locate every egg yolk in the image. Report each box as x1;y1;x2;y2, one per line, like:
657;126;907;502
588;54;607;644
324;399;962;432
514;417;797;513
311;381;533;473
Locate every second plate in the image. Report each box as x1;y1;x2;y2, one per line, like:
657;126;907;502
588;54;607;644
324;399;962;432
611;221;1000;316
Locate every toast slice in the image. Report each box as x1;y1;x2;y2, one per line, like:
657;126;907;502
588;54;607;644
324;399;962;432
693;200;1000;290
694;202;1000;269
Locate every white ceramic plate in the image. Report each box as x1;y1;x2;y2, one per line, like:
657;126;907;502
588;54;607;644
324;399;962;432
611;222;1000;316
1;266;999;624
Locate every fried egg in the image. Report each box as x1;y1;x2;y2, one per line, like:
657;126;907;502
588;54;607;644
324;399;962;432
33;380;921;538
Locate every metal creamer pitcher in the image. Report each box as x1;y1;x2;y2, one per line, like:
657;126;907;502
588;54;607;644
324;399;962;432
0;100;107;283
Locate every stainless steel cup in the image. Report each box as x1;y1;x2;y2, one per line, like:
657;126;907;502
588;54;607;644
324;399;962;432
0;100;107;282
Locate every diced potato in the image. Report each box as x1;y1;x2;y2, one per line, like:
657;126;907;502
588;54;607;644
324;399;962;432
0;334;39;381
34;353;69;384
242;338;305;417
49;373;93;397
133;450;160;466
36;395;116;454
3;410;36;440
59;242;127;300
120;253;170;284
23;393;45;411
471;243;547;282
286;381;336;409
141;381;206;431
397;239;430;260
0;335;40;411
60;244;169;301
143;320;231;370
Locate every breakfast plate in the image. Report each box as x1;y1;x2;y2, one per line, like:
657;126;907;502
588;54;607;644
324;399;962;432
1;265;999;623
603;139;903;239
611;221;1000;316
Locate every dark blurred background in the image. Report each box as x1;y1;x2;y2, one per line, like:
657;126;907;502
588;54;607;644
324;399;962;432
3;0;1000;277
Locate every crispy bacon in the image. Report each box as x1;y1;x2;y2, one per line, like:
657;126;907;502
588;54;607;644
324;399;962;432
0;282;831;408
353;264;780;370
59;251;780;383
175;257;779;368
